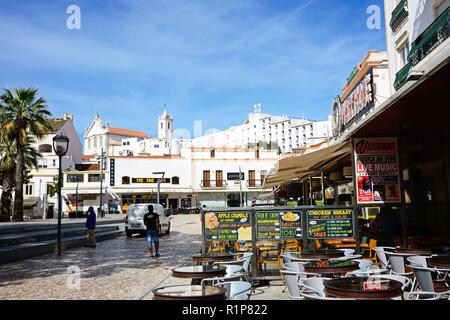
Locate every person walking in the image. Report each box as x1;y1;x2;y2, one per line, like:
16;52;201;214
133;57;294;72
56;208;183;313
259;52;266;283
144;205;160;258
85;206;97;248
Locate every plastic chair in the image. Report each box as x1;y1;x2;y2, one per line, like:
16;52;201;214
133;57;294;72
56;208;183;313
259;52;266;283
374;246;395;269
354;259;374;272
217;281;252;300
280;251;302;264
301;277;332;297
363;239;378;263
407;255;428;268
213;259;246;267
283;262;307;272
201;273;243;286
337;249;355;257
385;251;414;276
280;270;321;299
403;292;444;300
408;265;438;292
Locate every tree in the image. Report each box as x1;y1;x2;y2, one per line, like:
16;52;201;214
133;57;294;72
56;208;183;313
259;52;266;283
0;136;41;221
0;88;52;222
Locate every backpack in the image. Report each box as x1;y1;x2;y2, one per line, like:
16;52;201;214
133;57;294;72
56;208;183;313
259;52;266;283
144;213;158;230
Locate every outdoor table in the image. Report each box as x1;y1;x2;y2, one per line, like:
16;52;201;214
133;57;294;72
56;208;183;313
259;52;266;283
192;253;235;265
324;277;403;300
300;249;346;260
304;260;359;277
395;246;432;256
152;284;227;300
428;255;450;269
172;265;227;284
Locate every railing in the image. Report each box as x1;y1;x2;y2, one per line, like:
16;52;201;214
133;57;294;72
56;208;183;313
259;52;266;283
390;0;408;31
246;180;264;188
200;180;228;189
394;62;412;90
408;6;450;66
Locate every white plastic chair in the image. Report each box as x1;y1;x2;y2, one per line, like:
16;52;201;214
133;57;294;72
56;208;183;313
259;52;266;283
403;291;444;300
283;261;307;272
201;273;243;286
225;265;244;276
384;251;414;276
407;255;428;268
337;248;355;257
354;259;374;272
213;259;246;267
217;281;252;300
280;269;321;299
280;251;302;264
374;246;395;269
302;277;332;297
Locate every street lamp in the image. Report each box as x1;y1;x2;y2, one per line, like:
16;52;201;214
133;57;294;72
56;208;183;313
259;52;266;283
153;171;165;205
53;133;70;256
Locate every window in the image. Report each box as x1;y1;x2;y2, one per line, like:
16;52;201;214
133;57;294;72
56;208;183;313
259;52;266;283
398;41;410;68
38;159;48;168
122;176;130;185
52;159;56;167
172;176;180;185
38;144;52;153
93;136;97;148
67;174;84;183
88;138;92;149
255;149;260;159
88;174;104;182
210;149;215;158
25;184;34;196
154;144;159;148
161;123;163;129
168;123;170;129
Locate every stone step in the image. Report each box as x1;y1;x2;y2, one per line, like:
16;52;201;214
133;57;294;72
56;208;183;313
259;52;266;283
0;229;124;264
0;225;119;248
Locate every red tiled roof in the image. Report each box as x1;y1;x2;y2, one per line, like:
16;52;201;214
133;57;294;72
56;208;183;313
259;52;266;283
107;127;148;138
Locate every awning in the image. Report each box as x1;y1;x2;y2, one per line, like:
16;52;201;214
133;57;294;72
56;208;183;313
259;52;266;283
264;141;351;187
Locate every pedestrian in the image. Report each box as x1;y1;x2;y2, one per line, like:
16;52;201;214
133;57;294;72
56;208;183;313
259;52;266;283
85;206;97;248
144;205;160;258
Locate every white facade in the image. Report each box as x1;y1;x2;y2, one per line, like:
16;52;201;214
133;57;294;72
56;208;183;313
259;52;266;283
385;0;450;91
192;105;330;154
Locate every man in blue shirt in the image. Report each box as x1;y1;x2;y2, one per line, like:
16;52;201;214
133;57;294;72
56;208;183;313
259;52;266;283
85;206;97;248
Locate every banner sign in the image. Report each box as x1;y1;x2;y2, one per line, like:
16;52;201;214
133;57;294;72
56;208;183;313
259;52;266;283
227;172;245;180
306;208;354;239
131;178;171;184
354;137;401;204
109;159;115;186
256;210;302;240
204;212;251;241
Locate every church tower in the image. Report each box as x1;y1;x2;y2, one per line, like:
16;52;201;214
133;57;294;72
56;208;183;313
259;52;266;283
158;109;173;149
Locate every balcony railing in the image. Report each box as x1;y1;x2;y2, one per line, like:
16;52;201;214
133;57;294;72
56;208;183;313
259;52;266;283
390;0;408;31
200;180;228;189
408;6;450;66
246;180;264;188
394;62;412;90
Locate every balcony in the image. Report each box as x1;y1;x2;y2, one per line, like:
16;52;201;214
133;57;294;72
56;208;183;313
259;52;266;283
390;0;408;31
246;180;264;188
200;180;228;189
394;62;412;90
408;6;450;66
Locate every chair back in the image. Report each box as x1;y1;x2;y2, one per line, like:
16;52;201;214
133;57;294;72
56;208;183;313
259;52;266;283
407;255;427;268
225;265;244;276
409;265;435;292
302;277;331;297
280;270;301;298
214;259;246;267
338;249;355;257
354;259;373;272
283;262;306;272
218;281;252;300
241;253;253;273
385;252;412;274
374;247;393;268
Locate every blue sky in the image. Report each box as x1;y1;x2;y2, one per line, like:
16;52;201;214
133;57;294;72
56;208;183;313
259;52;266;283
0;0;386;139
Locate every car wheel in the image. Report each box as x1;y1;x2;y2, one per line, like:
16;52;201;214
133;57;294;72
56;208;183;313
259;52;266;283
165;223;171;234
126;229;133;238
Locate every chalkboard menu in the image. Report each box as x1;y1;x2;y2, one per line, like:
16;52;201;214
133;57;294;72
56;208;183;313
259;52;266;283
256;211;302;240
204;212;251;241
306;208;354;239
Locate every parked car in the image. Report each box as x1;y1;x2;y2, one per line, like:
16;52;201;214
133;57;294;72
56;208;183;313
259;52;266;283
125;203;171;238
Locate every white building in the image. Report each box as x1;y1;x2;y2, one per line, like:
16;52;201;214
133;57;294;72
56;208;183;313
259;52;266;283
330;51;390;141
385;0;450;91
23;113;82;218
192;105;330;154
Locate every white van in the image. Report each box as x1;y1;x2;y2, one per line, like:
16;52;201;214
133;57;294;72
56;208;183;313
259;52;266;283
125;203;171;237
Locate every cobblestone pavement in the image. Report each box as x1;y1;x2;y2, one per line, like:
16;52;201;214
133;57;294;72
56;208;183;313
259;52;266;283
0;214;288;300
0;215;203;300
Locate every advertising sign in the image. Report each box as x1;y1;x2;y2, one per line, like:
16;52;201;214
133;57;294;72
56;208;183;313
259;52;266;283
256;210;302;240
204;212;251;241
131;177;171;184
354;137;401;204
306;208;354;239
227;172;245;180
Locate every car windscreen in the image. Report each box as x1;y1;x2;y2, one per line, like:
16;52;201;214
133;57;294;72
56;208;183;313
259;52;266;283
128;206;147;216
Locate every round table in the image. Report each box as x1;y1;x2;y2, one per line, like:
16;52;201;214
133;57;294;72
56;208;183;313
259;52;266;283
300;249;346;260
324;277;403;299
395;247;432;256
152;285;227;300
304;260;359;276
172;265;227;284
428;255;450;269
192;253;235;264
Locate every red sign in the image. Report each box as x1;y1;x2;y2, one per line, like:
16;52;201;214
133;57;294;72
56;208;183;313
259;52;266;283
354;138;401;204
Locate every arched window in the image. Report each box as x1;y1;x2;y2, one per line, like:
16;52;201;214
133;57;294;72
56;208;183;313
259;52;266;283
172;177;180;185
38;144;52;153
122;176;130;185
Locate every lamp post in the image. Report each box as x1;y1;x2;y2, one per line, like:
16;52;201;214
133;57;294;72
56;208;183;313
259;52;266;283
53;133;70;256
99;148;106;217
153;171;165;205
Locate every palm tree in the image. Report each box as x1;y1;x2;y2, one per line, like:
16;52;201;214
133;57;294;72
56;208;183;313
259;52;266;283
0;135;41;221
0;88;52;222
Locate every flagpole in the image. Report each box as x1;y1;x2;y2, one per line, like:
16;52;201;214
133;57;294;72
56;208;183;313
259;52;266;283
239;166;243;207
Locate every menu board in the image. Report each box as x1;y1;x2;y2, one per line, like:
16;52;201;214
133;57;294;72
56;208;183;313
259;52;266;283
256;211;302;240
204;212;251;241
306;209;353;239
353;137;401;204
